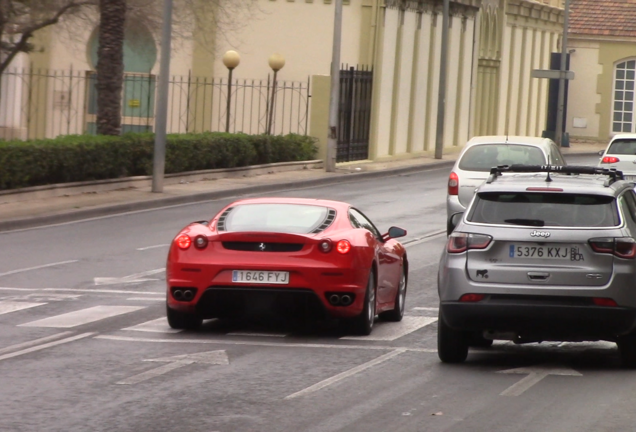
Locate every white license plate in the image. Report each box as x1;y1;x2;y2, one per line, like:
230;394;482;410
232;270;289;284
509;244;584;261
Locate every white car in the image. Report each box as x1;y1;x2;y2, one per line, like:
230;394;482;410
446;136;566;234
598;134;636;180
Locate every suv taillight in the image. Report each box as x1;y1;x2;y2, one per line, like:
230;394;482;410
601;156;620;164
589;237;636;259
448;172;459;195
447;232;493;253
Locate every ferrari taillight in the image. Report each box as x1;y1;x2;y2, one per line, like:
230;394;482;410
319;240;332;253
194;235;208;249
336;240;351;254
176;235;191;250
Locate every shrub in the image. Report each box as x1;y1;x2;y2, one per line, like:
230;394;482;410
0;132;318;190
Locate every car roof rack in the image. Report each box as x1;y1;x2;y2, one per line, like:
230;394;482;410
486;164;625;186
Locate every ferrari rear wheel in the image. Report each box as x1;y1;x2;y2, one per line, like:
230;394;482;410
351;271;376;336
166;305;202;330
380;266;407;322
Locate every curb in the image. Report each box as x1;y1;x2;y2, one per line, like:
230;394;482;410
0;159;455;232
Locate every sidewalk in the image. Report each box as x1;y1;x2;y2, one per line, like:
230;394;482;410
0;141;605;232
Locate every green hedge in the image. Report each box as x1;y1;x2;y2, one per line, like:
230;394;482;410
0;132;318;190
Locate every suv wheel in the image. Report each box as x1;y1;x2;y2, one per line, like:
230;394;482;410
617;333;636;368
437;309;469;363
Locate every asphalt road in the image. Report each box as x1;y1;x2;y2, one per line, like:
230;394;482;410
2;154;632;432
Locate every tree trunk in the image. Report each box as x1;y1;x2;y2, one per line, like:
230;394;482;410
96;0;126;135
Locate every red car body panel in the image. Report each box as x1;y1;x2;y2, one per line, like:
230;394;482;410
166;197;407;320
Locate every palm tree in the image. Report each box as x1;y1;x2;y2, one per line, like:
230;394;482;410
96;0;126;135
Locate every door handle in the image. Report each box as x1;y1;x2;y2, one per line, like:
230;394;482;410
527;272;550;281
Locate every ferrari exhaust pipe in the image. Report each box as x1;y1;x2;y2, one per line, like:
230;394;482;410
183;290;194;301
340;295;352;306
329;294;340;305
173;290;184;301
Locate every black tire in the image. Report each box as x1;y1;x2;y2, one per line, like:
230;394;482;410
351;271;376;336
380;266;407;322
166;305;202;330
617;333;636;368
437;310;469;363
468;331;494;348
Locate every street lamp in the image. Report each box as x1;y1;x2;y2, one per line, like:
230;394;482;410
267;53;285;135
222;50;240;133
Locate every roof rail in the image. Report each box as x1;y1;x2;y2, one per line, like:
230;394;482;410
486;164;625;185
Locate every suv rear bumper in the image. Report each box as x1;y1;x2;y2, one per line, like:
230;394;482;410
441;301;636;339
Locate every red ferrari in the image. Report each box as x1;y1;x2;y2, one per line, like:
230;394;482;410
166;197;408;335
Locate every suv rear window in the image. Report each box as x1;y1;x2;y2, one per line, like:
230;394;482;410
468;193;619;227
608;139;636;155
458;144;546;172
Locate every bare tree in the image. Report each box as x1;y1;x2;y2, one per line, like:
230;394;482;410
0;0;92;76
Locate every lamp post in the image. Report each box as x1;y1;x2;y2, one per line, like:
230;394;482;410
555;0;570;147
222;50;240;133
267;53;285;135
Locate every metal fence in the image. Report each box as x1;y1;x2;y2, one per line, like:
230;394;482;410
337;65;373;163
0;68;311;140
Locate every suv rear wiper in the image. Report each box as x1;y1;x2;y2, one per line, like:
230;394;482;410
503;218;545;227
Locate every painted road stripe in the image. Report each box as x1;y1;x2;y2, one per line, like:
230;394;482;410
123;318;181;334
412;307;439;312
0;287;164;295
96;334;438;353
19;305;145;328
226;332;288;338
126;297;165;302
0;301;46;315
136;244;169;251
340;316;437;341
284;349;407;399
0;333;95;362
0;331;74;355
0;260;78;278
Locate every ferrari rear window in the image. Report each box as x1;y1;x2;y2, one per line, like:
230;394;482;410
608;139;636;155
222;204;332;234
459;144;546;172
468;192;619;227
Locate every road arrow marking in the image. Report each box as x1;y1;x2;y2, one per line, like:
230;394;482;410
497;364;582;396
116;350;229;385
94;268;165;285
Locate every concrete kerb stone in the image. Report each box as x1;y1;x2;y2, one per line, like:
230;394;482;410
0;159;456;232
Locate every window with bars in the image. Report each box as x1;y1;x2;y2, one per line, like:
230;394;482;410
613;60;636;133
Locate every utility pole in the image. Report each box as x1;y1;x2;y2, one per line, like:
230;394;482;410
434;0;450;160
326;0;343;172
555;0;570;147
152;0;173;193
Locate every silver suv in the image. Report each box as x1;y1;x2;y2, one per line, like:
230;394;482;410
439;165;636;367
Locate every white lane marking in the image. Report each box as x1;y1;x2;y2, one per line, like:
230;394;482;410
136;244;169;251
126;297;165;302
403;231;446;248
96;334;438;353
0;287;164;295
0;260;78;278
117;350;229;385
94;268;165;286
0;332;95;362
227;332;288;338
123;318;181;334
19;305;145;328
412;307;439;312
0;301;46;315
284;348;406;400
340;316;437;341
498;365;583;397
0;331;74;355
